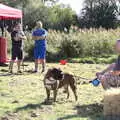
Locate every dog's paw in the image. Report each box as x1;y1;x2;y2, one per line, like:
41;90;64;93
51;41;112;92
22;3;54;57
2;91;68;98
43;99;53;105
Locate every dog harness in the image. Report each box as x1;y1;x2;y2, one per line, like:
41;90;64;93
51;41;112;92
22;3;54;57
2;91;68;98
44;75;64;90
44;77;59;90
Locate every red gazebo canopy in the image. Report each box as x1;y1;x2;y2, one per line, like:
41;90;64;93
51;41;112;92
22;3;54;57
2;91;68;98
0;4;22;19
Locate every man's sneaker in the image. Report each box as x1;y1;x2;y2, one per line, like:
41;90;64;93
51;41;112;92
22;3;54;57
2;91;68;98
9;70;13;74
41;69;45;73
32;70;38;73
17;70;22;74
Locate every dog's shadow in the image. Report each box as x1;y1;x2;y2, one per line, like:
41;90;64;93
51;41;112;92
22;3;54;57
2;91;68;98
15;103;43;112
15;98;73;113
57;103;104;120
43;98;71;105
0;73;13;76
42;99;56;105
15;100;55;113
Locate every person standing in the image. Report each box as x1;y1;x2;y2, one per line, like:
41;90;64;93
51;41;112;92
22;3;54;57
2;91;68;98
32;21;47;73
9;23;26;73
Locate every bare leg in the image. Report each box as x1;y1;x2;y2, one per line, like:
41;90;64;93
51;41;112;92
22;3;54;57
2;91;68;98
17;60;22;72
41;59;46;73
34;59;39;72
9;60;14;73
53;90;58;102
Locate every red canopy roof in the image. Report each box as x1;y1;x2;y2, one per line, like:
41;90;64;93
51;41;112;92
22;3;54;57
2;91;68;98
0;4;22;19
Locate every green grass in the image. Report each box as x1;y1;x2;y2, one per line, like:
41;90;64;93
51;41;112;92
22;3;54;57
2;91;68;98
68;55;117;64
0;63;106;120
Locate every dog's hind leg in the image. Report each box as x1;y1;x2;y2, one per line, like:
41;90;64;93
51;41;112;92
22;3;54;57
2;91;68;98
69;79;78;101
53;90;58;102
46;88;50;101
66;86;70;99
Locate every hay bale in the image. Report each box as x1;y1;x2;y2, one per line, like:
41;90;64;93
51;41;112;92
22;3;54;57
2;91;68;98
104;88;120;119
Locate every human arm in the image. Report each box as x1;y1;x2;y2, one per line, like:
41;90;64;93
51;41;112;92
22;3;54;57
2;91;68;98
13;31;26;41
32;36;46;40
18;35;26;40
32;29;47;40
32;31;46;40
32;36;36;40
96;63;116;77
18;31;26;40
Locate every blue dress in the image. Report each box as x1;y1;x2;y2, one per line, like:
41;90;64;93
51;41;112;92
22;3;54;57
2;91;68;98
32;28;47;59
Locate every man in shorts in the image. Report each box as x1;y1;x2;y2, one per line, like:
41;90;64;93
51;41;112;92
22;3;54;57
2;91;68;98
96;40;120;89
9;23;26;73
32;21;47;73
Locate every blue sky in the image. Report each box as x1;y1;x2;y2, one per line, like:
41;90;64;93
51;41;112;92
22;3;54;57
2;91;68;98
59;0;84;14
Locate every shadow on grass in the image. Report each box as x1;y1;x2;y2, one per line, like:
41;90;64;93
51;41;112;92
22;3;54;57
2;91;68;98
15;103;43;112
15;100;53;112
57;103;104;120
0;73;13;76
0;73;25;76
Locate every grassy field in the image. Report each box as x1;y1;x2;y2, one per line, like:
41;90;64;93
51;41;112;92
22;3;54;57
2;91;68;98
0;63;106;120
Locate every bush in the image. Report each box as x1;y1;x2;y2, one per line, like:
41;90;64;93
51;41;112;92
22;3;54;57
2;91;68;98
9;28;119;63
23;32;34;60
47;27;118;59
59;35;84;58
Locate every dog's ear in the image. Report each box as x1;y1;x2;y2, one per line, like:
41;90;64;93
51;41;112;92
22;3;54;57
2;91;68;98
58;68;62;71
52;68;59;73
45;69;53;78
54;68;63;80
47;68;52;73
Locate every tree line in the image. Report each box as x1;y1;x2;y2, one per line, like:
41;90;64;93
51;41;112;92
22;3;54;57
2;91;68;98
1;0;120;30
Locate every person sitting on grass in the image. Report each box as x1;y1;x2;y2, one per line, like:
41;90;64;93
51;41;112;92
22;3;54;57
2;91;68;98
9;23;26;73
96;40;120;89
32;21;47;73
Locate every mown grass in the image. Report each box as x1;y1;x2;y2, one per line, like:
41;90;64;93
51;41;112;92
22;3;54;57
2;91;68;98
0;63;106;120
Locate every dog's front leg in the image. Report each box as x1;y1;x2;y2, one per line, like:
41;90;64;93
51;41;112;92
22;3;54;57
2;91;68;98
46;88;50;101
67;89;70;99
53;90;58;102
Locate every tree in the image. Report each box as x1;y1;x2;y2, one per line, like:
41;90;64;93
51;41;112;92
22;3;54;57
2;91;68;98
0;0;58;7
47;5;77;30
79;0;118;29
23;0;47;29
0;0;78;31
0;0;29;7
23;2;77;30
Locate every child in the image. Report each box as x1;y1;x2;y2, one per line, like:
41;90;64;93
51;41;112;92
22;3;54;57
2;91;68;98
96;40;120;89
32;21;47;73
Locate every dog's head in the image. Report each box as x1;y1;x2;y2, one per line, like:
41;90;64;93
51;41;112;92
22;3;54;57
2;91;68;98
46;68;64;80
51;68;64;80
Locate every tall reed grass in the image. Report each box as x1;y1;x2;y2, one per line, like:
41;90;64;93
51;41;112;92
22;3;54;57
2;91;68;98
8;27;120;62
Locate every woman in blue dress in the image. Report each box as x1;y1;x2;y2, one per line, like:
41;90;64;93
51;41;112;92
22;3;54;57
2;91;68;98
32;21;47;73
